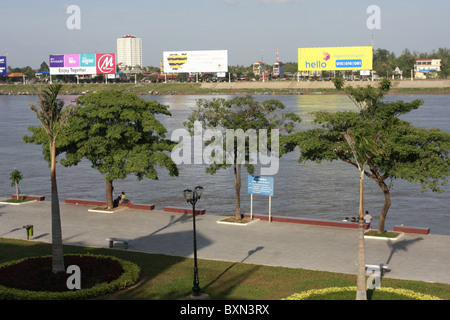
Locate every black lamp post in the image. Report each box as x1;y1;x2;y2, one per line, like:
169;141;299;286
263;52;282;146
183;185;204;297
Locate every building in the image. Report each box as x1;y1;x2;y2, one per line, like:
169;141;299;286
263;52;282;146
253;62;265;78
414;59;441;79
117;35;143;69
272;48;284;78
272;61;284;78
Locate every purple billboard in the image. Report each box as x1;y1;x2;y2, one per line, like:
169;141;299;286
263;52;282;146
49;55;65;68
0;56;6;76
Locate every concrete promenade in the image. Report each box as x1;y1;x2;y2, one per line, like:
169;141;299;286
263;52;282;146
1;200;449;285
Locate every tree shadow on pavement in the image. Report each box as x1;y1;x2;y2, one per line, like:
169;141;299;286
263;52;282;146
385;237;424;265
202;246;265;292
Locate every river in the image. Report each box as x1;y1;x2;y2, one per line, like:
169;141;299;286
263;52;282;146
0;93;448;234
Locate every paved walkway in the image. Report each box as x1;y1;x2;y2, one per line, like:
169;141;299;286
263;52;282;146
1;200;449;284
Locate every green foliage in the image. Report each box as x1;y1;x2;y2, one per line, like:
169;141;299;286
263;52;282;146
373;47;450;78
9;168;23;188
60;90;178;182
27;84;76;142
283;80;449;231
332;76;344;90
184;95;301;174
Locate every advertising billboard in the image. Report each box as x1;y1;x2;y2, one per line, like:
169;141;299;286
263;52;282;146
163;50;228;73
298;46;372;71
0;56;7;76
49;53;115;75
96;53;116;74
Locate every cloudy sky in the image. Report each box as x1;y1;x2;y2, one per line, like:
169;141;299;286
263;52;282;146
3;0;449;68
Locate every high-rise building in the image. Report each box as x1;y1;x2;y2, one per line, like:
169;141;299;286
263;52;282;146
117;35;142;68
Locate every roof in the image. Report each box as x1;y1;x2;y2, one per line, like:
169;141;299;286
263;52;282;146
8;72;26;77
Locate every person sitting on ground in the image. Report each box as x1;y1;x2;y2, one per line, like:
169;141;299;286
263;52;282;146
342;217;349;222
113;195;121;207
351;217;357;222
120;191;130;204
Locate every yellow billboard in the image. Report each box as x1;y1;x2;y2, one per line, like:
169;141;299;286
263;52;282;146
298;46;372;71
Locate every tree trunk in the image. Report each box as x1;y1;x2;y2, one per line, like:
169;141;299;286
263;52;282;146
376;179;391;234
50;139;65;273
106;179;114;209
234;161;242;220
15;180;19;200
356;168;367;300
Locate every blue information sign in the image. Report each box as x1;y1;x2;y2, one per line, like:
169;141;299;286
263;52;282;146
248;175;274;196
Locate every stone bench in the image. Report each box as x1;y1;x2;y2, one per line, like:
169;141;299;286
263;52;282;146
163;207;206;215
106;237;130;249
393;225;430;235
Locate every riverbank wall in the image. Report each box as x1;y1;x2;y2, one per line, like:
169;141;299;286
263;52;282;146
201;79;450;91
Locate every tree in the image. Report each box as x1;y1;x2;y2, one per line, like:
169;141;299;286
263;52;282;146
342;125;379;300
10;167;23;200
332;75;344;90
184;95;301;220
38;61;49;72
24;84;76;273
282;80;450;234
59;90;179;209
281;79;448;300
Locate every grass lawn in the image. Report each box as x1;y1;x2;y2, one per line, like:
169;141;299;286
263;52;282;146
0;238;449;300
1;198;35;204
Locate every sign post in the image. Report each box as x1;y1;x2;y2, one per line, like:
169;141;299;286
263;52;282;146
248;175;274;222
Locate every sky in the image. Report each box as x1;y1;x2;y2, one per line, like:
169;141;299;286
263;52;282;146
2;0;450;69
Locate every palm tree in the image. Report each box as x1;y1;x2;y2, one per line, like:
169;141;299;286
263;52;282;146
343;121;380;300
29;84;75;273
343;129;367;300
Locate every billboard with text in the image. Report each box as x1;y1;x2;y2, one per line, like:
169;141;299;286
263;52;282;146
163;50;228;73
0;56;7;76
298;46;372;71
49;53;115;75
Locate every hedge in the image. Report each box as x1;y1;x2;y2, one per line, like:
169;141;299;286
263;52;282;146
0;254;141;300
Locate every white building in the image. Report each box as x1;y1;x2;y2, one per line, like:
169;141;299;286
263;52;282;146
117;35;143;69
414;59;441;79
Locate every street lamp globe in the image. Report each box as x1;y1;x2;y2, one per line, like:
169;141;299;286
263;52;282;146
194;186;203;199
183;189;193;201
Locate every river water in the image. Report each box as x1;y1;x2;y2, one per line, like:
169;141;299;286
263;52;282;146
0;93;448;234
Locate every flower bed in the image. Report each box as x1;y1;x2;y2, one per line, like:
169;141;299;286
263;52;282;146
0;254;140;300
283;286;442;300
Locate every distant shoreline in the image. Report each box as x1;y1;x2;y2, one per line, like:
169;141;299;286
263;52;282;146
1;79;450;96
